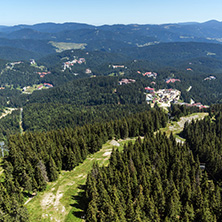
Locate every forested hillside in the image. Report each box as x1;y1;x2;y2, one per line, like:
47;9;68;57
181;104;222;181
85;107;222;221
1;20;222;222
0;108;167;221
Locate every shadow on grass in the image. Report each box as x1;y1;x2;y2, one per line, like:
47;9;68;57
70;185;87;219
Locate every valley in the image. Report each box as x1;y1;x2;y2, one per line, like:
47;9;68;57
1;20;222;222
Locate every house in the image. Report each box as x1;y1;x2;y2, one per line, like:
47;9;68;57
79;58;86;63
119;79;136;85
85;69;92;74
37;85;43;90
145;87;155;93
166;78;181;84
143;72;158;78
44;83;53;88
186;68;193;71
30;59;36;65
204;76;216;81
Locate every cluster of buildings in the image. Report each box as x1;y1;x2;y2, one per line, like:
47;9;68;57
165;78;181;84
145;87;181;107
204;76;216;81
137;71;158;79
178;102;209;110
63;57;86;71
119;78;136;85
37;83;53;90
37;71;51;78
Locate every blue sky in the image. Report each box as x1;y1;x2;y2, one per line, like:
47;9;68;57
1;0;222;26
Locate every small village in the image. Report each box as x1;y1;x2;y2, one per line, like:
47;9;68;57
22;83;53;94
145;86;209;109
119;78;136;85
63;57;86;71
137;71;157;79
145;87;181;107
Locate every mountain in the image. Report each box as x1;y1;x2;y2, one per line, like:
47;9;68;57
1;20;222;61
0;46;41;60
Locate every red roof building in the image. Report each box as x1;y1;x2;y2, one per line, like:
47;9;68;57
145;87;155;93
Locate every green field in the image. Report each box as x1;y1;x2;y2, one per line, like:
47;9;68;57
49;42;87;53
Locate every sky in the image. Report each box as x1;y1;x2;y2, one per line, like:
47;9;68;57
1;0;222;26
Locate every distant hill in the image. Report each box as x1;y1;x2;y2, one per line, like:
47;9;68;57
1;20;222;60
0;46;41;60
118;42;222;65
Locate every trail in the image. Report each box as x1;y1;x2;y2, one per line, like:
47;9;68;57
19;108;24;135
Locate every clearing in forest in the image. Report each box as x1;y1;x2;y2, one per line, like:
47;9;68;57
26;139;130;222
159;112;208;142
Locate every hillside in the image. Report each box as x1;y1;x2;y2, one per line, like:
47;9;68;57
1;20;222;60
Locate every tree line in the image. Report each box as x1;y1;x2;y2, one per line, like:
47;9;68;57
0;108;167;221
85;132;221;221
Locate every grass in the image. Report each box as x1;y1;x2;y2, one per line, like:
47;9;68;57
21;84;49;94
159;112;208;137
49;42;87;53
26;139;136;222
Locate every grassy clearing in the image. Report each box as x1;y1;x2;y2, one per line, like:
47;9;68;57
49;41;87;53
159;112;208;137
26;139;136;222
21;84;50;94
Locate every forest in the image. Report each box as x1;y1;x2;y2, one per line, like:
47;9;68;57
85;105;222;222
0;108;167;221
0;28;222;221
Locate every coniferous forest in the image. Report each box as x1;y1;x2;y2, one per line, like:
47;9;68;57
85;105;222;222
0;108;167;221
2;21;222;222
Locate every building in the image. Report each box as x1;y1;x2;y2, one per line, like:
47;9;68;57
166;78;181;84
145;87;155;93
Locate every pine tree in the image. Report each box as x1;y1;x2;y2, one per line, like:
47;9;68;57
48;156;59;181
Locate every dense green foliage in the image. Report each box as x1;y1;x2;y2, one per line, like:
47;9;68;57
0;109;20;141
0;108;167;221
85;132;221;221
22;103;150;132
181;104;222;182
